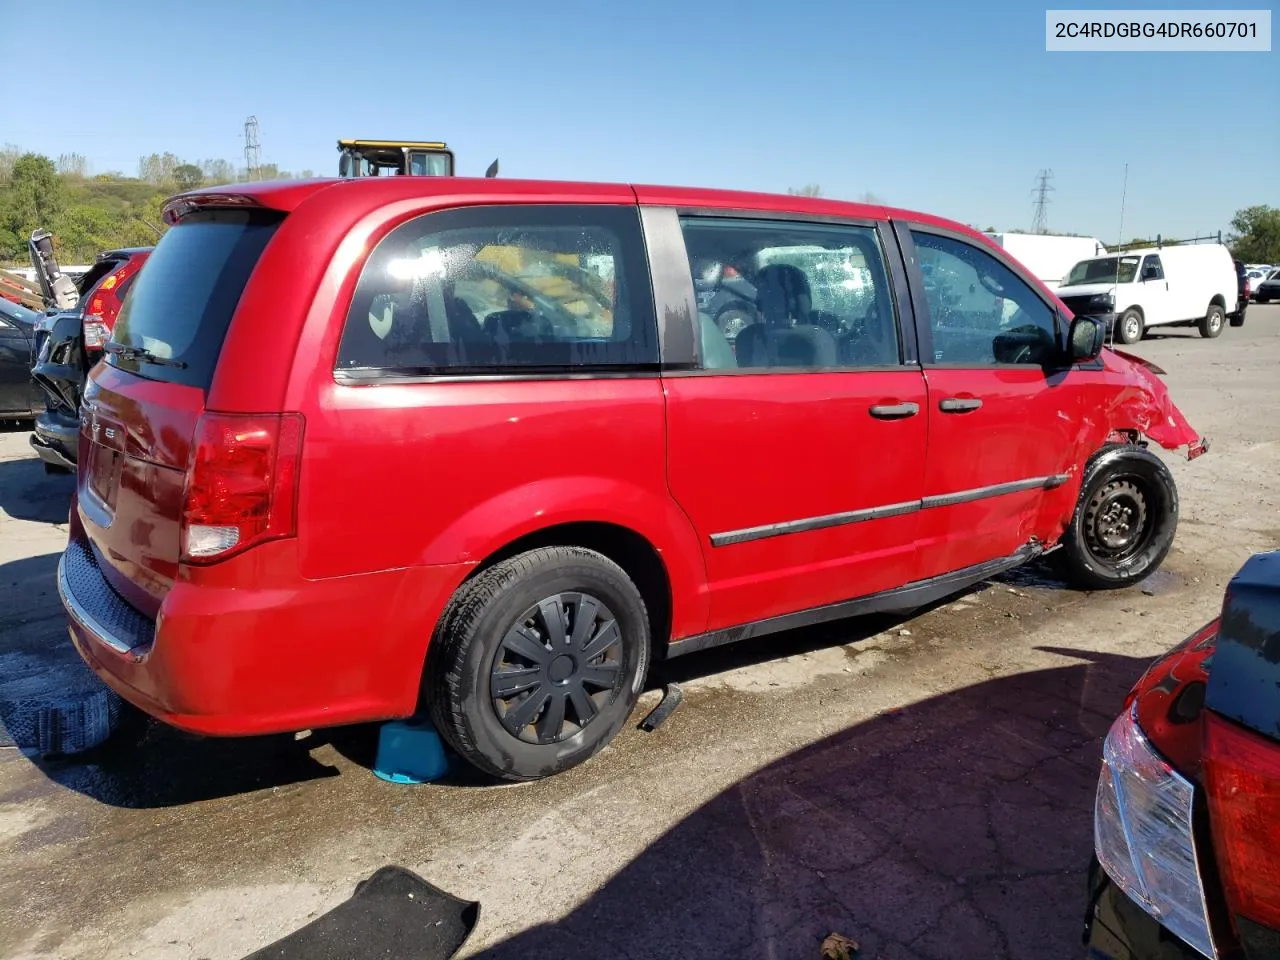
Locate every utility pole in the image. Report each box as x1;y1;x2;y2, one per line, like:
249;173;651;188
1030;168;1055;234
243;116;261;182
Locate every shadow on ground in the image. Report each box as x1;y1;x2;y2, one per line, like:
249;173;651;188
469;649;1143;960
0;453;74;523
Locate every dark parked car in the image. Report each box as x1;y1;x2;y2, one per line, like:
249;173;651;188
1231;259;1249;326
1084;551;1280;959
27;246;151;471
1253;269;1280;304
0;298;44;420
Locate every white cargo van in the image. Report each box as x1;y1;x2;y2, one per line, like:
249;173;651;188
1055;244;1237;344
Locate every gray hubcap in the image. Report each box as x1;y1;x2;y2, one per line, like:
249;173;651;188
489;592;624;745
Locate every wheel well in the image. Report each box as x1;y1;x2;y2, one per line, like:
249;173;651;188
1121;305;1144;318
1209;294;1227;309
472;522;673;652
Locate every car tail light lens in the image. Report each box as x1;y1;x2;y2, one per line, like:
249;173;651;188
1094;705;1217;958
1203;713;1280;933
83;318;110;350
181;412;304;563
84;263;136;333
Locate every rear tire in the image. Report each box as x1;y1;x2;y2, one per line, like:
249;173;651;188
426;546;650;782
1117;309;1143;345
1054;445;1178;591
1198;304;1225;338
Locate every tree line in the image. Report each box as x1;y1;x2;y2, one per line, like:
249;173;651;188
0;147;315;264
3;153;1277;267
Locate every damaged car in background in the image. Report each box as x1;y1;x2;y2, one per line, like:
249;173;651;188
1086;550;1280;960
26;229;151;471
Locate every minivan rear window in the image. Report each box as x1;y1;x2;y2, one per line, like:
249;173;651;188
108;209;282;388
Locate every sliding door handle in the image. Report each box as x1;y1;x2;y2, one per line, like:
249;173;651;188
939;397;983;413
869;402;920;420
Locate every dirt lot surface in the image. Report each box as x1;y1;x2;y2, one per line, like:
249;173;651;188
2;308;1278;960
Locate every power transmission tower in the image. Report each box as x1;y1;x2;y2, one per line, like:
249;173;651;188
1030;168;1055;234
243;116;261;181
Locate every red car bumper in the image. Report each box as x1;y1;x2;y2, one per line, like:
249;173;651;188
60;529;472;736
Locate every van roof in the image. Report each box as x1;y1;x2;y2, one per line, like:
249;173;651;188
1081;244;1228;261
166;177;987;245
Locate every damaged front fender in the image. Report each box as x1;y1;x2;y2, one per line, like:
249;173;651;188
1099;348;1208;460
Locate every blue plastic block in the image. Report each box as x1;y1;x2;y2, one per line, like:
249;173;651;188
373;717;450;784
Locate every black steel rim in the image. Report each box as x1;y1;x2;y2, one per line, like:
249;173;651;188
1084;477;1151;565
489;592;625;744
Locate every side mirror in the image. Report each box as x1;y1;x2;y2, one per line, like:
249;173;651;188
1068;315;1105;362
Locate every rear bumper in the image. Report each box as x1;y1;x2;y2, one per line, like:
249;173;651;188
60;522;474;735
31;411;79;468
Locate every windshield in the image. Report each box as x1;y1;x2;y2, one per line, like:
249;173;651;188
1062;256;1140;286
407;151;453;176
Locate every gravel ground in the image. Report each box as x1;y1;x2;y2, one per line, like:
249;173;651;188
1;307;1278;960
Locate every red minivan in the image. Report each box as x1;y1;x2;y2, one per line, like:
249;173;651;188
59;178;1207;780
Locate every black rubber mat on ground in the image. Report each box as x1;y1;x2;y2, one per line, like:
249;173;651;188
241;866;479;960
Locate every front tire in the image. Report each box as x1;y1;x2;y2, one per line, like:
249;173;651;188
1117;309;1143;345
1054;445;1178;590
426;546;650;782
1198;303;1225;338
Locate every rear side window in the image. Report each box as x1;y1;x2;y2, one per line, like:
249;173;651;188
335;204;657;377
109;209;282;388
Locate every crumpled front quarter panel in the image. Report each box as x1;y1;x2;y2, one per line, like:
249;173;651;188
1084;349;1202;453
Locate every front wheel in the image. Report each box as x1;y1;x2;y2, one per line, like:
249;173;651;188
1198;304;1225;338
1054;445;1178;590
426;546;650;781
1117;309;1143;345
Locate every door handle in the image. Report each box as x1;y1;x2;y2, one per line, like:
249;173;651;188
939;397;983;413
868;402;920;420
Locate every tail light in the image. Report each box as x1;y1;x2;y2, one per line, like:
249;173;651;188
1203;712;1280;933
84;259;142;333
1094;705;1217;958
83;318;110;350
181;412;304;563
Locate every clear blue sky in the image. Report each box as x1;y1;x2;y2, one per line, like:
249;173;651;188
4;0;1275;240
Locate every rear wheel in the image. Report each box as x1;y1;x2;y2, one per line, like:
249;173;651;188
1198;304;1225;338
1054;445;1178;590
1117;309;1143;345
426;546;650;781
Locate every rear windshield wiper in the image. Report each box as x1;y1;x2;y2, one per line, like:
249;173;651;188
104;342;188;369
